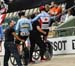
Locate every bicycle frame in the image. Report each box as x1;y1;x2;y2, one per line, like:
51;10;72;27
10;37;30;66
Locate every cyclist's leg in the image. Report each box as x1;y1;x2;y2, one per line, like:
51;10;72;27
15;35;23;56
16;44;23;57
24;47;30;65
22;36;30;66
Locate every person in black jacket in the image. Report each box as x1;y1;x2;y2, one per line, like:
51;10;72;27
4;20;24;66
29;14;47;62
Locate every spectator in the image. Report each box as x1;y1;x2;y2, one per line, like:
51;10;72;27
0;1;8;14
50;1;55;8
64;9;74;22
61;3;66;12
60;13;66;23
49;2;62;25
49;2;62;16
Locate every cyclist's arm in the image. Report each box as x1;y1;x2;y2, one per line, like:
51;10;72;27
29;21;33;31
36;26;46;35
31;14;41;23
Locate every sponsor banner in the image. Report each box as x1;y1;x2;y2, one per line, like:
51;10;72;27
48;36;75;54
1;36;75;55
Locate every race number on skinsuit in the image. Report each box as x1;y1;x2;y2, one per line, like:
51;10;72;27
40;16;49;29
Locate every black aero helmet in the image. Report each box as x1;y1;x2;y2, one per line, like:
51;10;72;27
18;11;25;17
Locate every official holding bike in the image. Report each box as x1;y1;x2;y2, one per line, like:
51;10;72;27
4;20;24;66
31;5;51;42
30;5;51;62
